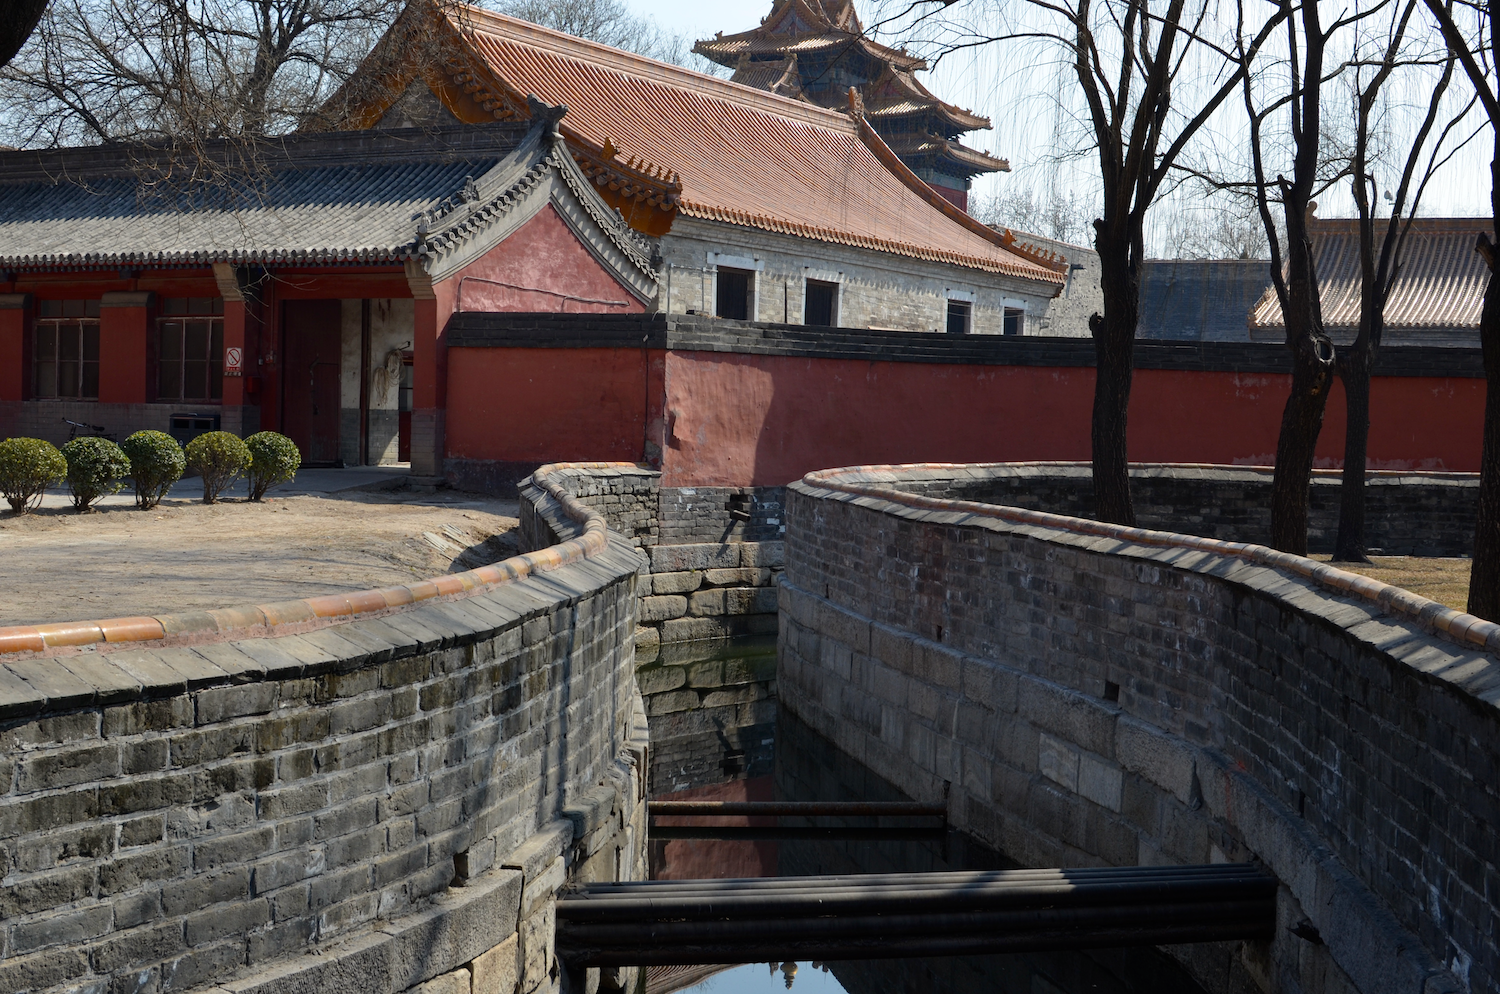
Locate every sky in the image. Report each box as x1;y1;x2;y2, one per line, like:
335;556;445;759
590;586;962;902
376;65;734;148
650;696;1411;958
618;0;1495;248
674;961;851;994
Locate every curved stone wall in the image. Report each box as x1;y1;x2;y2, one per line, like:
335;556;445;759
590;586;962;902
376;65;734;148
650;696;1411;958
0;465;647;994
779;463;1497;994
891;462;1478;556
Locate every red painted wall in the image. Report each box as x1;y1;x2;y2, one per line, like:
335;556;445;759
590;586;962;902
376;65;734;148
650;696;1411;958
442;346;1487;483
98;303;149;405
444;347;651;463
444;206;646;315
656;352;1485;485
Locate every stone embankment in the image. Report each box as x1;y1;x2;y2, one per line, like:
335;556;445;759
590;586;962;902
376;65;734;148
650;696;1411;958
0;464;648;994
780;463;1498;994
517;463;782;647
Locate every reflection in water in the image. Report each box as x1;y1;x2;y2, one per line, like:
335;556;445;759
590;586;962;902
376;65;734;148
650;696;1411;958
640;637;1208;994
669;961;849;993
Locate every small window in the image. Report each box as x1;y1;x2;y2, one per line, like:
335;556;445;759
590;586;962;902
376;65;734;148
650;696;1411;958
946;299;971;335
804;280;837;327
1003;307;1025;336
157;316;224;402
161;297;224;316
716;267;752;321
33;303;101;399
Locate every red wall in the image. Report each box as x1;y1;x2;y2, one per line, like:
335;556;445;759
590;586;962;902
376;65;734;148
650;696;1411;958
439;345;1487;484
444;347;651;463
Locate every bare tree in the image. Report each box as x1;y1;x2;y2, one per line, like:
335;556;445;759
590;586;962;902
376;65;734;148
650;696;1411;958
0;0;404;146
1241;0;1346;555
1420;0;1500;618
972;184;1097;244
897;0;1285;524
1332;0;1472;562
490;0;722;70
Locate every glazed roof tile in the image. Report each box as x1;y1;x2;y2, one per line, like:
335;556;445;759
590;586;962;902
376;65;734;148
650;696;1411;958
448;7;1059;281
1250;217;1490;330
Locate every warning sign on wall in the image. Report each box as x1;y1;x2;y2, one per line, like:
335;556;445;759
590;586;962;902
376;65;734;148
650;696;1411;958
225;346;243;376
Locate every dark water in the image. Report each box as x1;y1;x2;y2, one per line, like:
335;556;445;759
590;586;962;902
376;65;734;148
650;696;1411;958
639;637;1208;994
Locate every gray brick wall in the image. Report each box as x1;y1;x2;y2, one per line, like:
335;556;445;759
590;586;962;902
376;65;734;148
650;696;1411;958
0;531;645;994
896;463;1478;556
780;469;1495;994
519;467;784;647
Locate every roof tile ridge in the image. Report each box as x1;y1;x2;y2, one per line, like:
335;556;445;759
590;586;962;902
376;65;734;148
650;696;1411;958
844;90;1061;283
450;3;859;134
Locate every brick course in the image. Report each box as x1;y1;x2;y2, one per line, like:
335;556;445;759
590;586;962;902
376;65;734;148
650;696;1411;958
781;464;1497;994
0;470;647;994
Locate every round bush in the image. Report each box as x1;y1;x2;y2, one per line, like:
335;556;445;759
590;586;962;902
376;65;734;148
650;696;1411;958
0;437;67;514
121;430;186;509
184;431;251;504
61;436;132;512
245;432;301;502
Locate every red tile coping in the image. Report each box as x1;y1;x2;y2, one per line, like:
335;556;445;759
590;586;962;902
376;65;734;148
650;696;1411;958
0;462;639;661
802;462;1499;658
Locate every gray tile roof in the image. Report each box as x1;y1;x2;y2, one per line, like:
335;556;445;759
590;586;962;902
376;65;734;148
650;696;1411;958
0;124;533;269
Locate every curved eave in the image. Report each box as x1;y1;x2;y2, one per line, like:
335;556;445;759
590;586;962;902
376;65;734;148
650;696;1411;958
0;247;413;272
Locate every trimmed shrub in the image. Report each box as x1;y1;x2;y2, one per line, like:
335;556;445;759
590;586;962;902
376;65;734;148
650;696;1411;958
121;430;186;509
0;437;67;514
185;431;251;504
61;436;132;512
245;432;301;502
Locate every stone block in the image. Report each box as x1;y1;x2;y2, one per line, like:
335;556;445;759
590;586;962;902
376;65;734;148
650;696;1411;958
1115;716;1197;806
1077;752;1124;812
16;742;119;792
687;589;726;617
415;969;473;994
739;542;785;567
725;587;779;615
645;690;700;716
702;568;770;587
639;596;687;623
471;934;520;994
648;544;738;572
519;903;556;994
635;666;685;695
1038;733;1079;792
1017;679;1117;757
651;572;702;595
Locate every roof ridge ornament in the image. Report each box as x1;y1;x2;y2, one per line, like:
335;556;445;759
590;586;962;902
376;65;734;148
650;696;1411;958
998;228;1069;273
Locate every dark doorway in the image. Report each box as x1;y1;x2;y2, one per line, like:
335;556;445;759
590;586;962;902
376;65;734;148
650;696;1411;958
716;268;752;321
804;280;837;326
282;299;342;466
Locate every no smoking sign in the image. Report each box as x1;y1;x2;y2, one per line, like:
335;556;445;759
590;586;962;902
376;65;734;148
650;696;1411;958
225;346;244;375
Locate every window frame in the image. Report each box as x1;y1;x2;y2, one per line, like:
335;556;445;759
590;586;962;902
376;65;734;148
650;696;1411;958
715;266;755;321
1003;307;1026;336
945;299;972;335
155;299;226;403
804;278;839;327
32;299;101;400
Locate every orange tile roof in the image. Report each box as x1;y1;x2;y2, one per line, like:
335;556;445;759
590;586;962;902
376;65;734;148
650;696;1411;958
1251;217;1490;330
445;7;1062;283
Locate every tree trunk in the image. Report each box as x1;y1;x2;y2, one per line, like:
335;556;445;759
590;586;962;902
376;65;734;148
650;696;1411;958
1333;342;1373;562
1091;242;1138;525
1467;222;1500;619
1270;325;1335;555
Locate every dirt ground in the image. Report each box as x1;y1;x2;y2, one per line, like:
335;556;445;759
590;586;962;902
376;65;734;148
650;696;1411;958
0;489;520;626
1312;555;1472;612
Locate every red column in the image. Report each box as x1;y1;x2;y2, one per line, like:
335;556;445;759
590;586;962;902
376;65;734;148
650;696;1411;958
0;294;29;402
98;291;152;404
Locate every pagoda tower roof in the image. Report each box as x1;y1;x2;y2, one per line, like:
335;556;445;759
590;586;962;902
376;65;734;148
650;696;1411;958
694;0;1004;191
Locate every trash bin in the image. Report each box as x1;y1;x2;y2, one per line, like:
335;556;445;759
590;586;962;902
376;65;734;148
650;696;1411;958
168;413;221;447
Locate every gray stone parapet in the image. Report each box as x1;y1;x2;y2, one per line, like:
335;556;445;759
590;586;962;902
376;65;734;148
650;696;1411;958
781;462;1496;994
0;462;649;994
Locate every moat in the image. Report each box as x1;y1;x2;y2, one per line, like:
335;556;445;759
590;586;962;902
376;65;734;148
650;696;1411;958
638;636;1211;994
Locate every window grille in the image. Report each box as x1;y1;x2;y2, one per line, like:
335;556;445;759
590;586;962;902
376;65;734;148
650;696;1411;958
34;299;101;399
157;299;224;401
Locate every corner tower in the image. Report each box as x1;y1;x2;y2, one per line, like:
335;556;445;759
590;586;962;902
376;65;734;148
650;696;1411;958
693;0;1006;211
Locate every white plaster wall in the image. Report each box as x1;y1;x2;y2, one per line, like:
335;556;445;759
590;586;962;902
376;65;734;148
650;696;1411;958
657;217;1062;334
336;298;414;466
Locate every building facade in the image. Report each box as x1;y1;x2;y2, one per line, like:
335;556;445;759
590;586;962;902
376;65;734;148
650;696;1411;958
0;114;659;477
315;2;1067;335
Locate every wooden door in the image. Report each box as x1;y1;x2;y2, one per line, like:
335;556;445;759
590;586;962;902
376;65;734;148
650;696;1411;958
282;300;342;466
